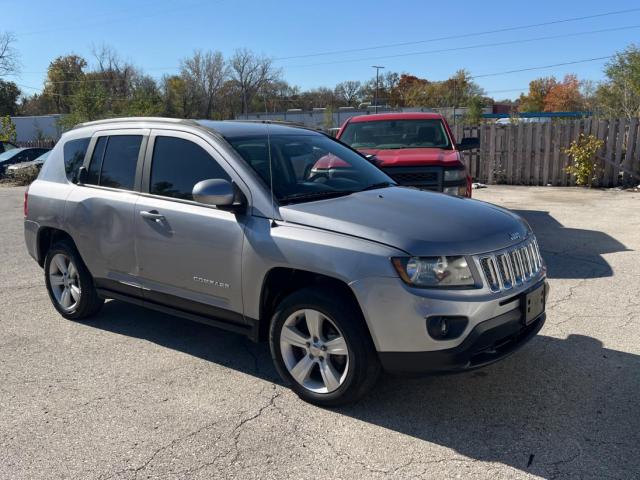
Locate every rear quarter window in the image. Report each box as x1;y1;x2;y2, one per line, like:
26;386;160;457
63;139;90;183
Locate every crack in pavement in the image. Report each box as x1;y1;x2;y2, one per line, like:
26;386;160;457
96;414;227;480
545;275;595;312
179;383;283;477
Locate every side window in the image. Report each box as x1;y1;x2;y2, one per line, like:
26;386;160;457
87;137;107;185
87;135;142;190
15;151;30;163
150;136;230;201
63;139;90;183
23;151;38;161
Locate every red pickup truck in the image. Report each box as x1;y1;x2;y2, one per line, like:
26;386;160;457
334;112;478;197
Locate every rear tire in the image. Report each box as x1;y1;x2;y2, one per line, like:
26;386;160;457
44;241;104;320
269;287;380;407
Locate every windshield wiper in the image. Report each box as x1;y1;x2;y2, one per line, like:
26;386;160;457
279;190;355;204
280;182;396;204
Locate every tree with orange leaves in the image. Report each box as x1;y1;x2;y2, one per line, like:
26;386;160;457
543;74;585;112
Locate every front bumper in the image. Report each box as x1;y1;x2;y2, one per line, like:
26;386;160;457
378;310;545;374
350;272;548;351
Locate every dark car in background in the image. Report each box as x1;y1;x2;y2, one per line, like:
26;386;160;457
0;148;51;176
336;113;478;197
6;151;51;176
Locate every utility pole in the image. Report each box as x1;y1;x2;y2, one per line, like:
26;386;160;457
453;77;457;127
371;65;385;114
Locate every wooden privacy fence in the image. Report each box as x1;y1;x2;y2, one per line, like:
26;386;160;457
451;118;640;187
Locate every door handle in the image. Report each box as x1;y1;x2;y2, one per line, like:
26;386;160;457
140;210;165;222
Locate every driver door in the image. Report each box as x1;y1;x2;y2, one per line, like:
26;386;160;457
134;130;248;325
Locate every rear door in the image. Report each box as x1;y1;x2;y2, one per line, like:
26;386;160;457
65;129;148;297
134;129;247;325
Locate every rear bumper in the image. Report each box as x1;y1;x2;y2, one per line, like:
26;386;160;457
378;309;545;374
24;220;39;263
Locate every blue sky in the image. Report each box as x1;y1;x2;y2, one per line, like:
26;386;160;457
6;0;640;100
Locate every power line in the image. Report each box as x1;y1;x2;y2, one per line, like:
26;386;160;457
15;83;129;100
15;53;615;97
14;8;638;77
283;24;640;68
14;18;633;80
274;8;640;61
471;55;614;79
28;55;613;90
20;49;620;88
484;88;528;94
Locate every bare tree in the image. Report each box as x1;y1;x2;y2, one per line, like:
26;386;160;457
91;44;136;109
180;50;228;119
0;32;19;77
230;48;281;116
334;80;362;106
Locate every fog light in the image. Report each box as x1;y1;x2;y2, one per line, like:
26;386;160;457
427;316;468;340
438;317;449;336
443;186;458;195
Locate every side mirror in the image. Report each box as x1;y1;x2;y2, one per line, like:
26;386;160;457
192;178;237;207
77;166;88;184
457;137;480;151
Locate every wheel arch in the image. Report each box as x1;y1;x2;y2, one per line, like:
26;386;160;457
36;227;76;267
257;267;367;343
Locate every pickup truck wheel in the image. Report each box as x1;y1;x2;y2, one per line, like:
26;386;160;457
269;288;380;406
44;241;104;320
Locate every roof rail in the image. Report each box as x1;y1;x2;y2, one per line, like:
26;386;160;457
229;119;321;131
73;117;198;129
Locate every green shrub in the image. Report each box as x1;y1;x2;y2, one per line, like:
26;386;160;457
0;116;17;143
564;134;604;187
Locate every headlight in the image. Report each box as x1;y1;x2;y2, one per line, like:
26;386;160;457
443;185;467;196
444;168;466;181
391;256;474;287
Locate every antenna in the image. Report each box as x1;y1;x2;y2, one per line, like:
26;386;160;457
265;121;277;228
260;86;278;228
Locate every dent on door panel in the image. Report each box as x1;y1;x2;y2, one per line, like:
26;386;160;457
65;187;139;281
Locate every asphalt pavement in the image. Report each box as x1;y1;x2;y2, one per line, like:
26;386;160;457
1;184;639;479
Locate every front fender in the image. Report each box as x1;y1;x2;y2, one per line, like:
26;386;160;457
241;216;402;321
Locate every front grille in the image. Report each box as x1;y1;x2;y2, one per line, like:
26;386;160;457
478;237;543;292
383;166;442;188
390;171;439;184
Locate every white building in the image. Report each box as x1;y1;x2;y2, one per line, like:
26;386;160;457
10;115;63;142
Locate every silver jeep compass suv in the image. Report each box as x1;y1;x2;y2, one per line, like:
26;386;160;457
24;117;548;406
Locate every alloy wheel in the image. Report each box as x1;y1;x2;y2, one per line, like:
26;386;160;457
280;309;349;394
48;253;81;312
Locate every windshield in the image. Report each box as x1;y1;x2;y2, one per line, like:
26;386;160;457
0;149;21;162
226;134;394;204
36;151;51;161
340;119;452;150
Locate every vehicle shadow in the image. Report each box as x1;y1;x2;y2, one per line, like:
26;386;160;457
512;209;629;279
91;301;640;479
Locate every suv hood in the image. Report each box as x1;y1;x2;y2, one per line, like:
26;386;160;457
280;187;530;256
358;147;461;167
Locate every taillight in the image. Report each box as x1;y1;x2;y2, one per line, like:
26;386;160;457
23;188;29;217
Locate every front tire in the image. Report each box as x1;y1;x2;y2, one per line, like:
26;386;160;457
269;288;380;406
44;241;104;320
